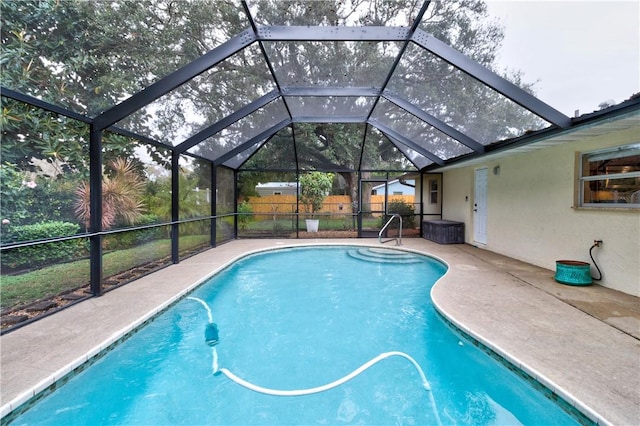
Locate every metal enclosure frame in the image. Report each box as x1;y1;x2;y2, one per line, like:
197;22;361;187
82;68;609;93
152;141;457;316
5;0;637;305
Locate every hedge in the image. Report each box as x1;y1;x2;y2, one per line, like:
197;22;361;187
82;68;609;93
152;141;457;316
103;214;165;250
1;221;85;271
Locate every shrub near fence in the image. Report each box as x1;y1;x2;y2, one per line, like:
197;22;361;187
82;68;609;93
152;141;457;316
383;200;417;229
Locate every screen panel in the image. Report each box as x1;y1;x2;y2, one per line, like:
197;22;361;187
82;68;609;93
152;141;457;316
386;43;550;145
115;44;276;146
248;1;421;26
419;1;640;117
188;98;290;162
360;126;422;171
263;41;401;88
293;123;365;172
370;98;474;161
286;96;376;120
236;127;297;171
0;0;250;117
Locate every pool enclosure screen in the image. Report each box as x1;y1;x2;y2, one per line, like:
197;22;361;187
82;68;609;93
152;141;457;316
1;0;580;321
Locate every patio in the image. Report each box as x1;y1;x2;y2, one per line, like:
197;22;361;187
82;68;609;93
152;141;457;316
1;239;638;425
1;1;638;423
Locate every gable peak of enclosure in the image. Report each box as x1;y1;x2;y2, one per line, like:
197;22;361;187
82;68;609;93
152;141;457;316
6;0;622;175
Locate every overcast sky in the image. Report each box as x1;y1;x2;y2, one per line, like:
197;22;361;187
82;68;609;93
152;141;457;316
484;0;639;117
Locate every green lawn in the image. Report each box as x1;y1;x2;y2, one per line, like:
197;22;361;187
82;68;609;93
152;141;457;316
1;235;209;310
243;216;380;232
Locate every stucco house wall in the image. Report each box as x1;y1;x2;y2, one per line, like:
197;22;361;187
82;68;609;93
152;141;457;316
417;174;443;220
440;125;639;297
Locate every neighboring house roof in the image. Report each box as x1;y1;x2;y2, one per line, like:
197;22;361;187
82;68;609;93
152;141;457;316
255;182;298;189
371;179;415;191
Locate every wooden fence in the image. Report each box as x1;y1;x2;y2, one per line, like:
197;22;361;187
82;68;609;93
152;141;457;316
242;194;416;216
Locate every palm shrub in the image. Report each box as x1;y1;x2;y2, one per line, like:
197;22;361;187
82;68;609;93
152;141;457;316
74;158;145;231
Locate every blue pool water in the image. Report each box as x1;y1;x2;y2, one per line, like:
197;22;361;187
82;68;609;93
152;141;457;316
9;246;580;425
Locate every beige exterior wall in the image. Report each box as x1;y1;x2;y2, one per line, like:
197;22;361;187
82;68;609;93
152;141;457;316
439;126;640;296
417;173;443;221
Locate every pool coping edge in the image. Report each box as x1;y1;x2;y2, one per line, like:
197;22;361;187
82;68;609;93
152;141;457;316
429;269;610;426
0;242;607;424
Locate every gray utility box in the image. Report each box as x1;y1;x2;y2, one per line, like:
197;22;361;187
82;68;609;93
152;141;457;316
422;220;465;244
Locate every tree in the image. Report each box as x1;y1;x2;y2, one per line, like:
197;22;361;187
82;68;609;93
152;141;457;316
2;0;544;212
0;98;90;175
1;0;245;115
230;0;542;202
299;172;334;217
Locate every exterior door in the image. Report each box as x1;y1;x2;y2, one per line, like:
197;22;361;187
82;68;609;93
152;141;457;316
473;168;488;244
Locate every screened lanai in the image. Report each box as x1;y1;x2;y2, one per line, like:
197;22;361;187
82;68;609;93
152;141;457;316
1;0;638;330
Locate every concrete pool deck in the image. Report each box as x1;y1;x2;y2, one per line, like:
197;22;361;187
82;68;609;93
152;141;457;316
1;238;639;424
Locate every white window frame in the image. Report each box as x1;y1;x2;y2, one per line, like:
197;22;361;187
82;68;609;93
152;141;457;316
429;179;438;204
579;143;640;208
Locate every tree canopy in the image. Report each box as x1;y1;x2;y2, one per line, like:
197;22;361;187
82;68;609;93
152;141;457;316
1;0;549;193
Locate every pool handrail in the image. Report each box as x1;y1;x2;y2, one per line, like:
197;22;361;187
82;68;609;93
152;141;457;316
379;213;403;246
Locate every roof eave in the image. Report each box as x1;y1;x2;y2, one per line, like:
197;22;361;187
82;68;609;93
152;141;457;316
425;95;640;173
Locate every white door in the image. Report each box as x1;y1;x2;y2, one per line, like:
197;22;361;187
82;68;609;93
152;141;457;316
474;168;488;244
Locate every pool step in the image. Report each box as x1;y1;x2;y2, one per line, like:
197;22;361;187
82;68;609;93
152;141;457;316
348;247;423;264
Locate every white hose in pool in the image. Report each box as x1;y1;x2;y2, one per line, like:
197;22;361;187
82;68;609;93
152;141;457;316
188;296;442;426
187;297;213;323
219;350;430;395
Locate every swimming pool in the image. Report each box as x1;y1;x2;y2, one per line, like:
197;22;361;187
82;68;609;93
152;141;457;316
7;246;582;425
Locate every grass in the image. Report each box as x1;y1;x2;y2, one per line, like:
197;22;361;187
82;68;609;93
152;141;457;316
243;217;380;232
1;235;210;311
0;216;409;312
1;258;91;311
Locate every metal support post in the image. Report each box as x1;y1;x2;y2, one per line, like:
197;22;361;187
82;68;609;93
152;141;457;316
89;125;103;296
171;153;180;264
211;165;217;247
